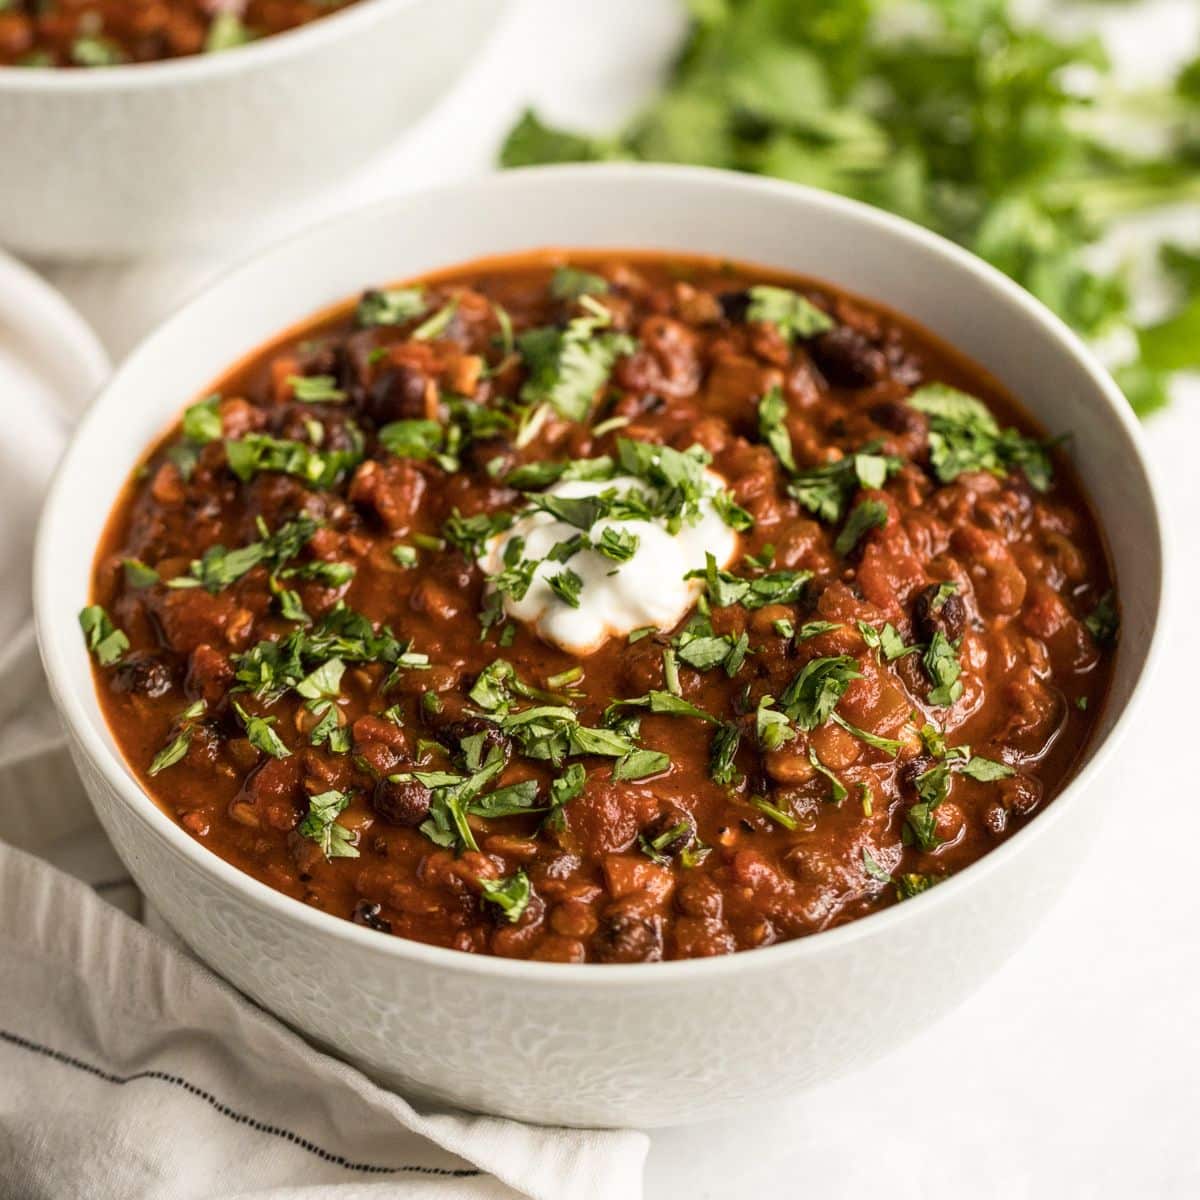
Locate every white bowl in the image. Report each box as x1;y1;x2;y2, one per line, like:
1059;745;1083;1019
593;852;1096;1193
0;0;507;259
34;166;1166;1127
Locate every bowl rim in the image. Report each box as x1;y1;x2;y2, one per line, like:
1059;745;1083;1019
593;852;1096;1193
0;0;417;91
34;162;1169;986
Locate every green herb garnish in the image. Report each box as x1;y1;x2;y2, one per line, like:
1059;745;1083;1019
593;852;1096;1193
479;870;532;922
298;789;359;860
78;606;129;666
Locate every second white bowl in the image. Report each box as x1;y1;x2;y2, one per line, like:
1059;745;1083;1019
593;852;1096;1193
0;0;507;259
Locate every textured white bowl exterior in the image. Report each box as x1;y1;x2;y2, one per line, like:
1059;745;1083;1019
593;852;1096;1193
35;168;1165;1127
0;0;506;258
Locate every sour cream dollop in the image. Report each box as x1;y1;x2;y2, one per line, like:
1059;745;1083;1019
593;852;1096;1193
479;471;739;656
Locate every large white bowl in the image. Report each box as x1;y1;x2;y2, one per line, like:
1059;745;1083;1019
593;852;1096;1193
0;0;507;259
34;166;1166;1127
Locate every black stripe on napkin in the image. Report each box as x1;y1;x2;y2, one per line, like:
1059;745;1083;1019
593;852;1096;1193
0;1028;481;1178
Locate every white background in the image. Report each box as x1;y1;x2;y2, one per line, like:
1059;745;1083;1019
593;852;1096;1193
31;1;1200;1195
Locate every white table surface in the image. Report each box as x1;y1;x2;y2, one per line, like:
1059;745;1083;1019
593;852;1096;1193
29;1;1200;1195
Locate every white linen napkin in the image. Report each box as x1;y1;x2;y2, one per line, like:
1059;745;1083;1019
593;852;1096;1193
0;842;648;1199
0;292;649;1200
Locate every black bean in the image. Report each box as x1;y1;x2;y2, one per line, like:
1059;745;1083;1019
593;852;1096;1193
439;716;512;766
912;582;967;643
640;807;697;859
464;437;518;480
372;778;432;827
868;400;925;437
593;912;664;963
359;365;429;426
717;290;751;323
899;755;934;796
110;652;174;699
352;899;393;934
810;327;888;388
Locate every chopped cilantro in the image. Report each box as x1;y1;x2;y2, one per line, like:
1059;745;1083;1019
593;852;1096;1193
758;385;796;472
378;419;445;462
686;552;810;610
895;872;947;900
835;497;888;556
709;722;742;785
831;712;902;757
355;286;426;328
204;11;248;53
518;296;635;423
289;375;346;404
922;630;963;707
550;266;609;300
789;449;900;524
122;559;160;589
778;655;862;730
479;870;532;922
747;794;798;831
550;762;587;812
796;620;842;641
166;515;319;594
225;428;364;489
755;697;795;750
147;700;207;777
746;285;833;341
606;691;719;724
908;383;1054;491
71;34;123;66
233;702;291;759
808;748;847;804
857;621;916;661
412;299;458;342
298;789;359;860
78;606;129;666
182;394;222;444
1084;591;1119;645
547;567;584;608
594;526;640;562
862;847;893;884
613;749;671;781
443;509;515;559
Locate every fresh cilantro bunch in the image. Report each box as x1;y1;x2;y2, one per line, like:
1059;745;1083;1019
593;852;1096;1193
500;0;1200;416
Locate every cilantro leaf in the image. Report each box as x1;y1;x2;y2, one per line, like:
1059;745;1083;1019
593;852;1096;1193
922;630;963;707
835;497;888;556
479;870;532;923
298;789;359;860
378;419;444;462
613;749;671;781
233;702;291;759
778;655;862;730
686;552;810;610
908;384;1054;492
289;375;346;404
356;286;426;328
547;567;584;608
147;699;207;777
225;429;364;490
1084;591;1119;646
758;385;796;472
746;285;834;340
550;267;609;300
78;605;129;666
789;449;899;524
182;394;222;444
518;297;635;423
